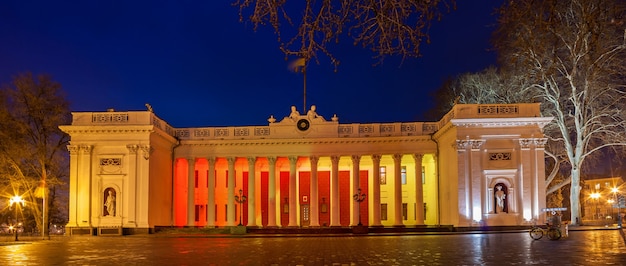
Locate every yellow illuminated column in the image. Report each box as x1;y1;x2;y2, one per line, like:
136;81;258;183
309;156;320;227
413;154;424;225
371;154;382;226
267;157;277;227
187;158;196;227
393;154;404;227
66;145;79;228
330;155;340;227
205;157;216;228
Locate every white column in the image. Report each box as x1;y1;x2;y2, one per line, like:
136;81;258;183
309;156;320;227
393;154;404;227
351;155;361;226
227;157;236;226
371;154;382;226
288;156;298;227
267;156;277;227
330;155;341;227
187;158;196;227
413;154;424;225
247;156;257;227
205;157;216;228
66;145;79;228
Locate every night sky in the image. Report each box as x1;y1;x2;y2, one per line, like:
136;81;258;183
0;1;502;127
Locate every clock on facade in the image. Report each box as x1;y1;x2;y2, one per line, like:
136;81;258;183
297;119;310;131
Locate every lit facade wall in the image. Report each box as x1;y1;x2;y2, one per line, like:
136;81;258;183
60;103;551;234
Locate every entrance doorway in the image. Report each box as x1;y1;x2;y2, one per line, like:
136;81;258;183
301;204;310;226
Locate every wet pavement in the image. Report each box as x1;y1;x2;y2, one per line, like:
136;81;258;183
0;229;624;265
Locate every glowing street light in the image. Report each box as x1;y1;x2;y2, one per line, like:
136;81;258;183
9;195;24;241
611;187;622;228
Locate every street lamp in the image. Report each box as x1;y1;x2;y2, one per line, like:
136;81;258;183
611;187;622;228
9;195;24;241
234;189;247;226
353;188;366;226
590;192;600;220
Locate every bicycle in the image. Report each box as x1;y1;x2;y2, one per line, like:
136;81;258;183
529;223;561;240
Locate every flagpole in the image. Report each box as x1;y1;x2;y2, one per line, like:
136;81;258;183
303;65;307;114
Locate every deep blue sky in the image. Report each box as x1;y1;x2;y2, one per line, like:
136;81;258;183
0;1;502;127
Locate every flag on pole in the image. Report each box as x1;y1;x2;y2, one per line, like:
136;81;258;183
288;58;306;73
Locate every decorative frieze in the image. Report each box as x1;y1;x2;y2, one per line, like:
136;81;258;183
489;153;512;161
455;139;485;151
254;127;270;136
194;129;210;138
215;128;229;137
478;105;519;115
234;128;249;137
92;113;129;123
380;124;394;133
359;125;374;134
99;157;123;174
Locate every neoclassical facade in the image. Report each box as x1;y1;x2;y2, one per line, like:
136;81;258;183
60;103;552;235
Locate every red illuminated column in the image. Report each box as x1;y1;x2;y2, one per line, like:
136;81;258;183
288;156;298;227
227;157;236;226
205;157;216;228
330;155;341;227
267;157;277;227
351;155;361;226
247;157;257;227
309;156;320;227
187;158;196;227
371;154;382;226
413;154;424;225
393;154;404;227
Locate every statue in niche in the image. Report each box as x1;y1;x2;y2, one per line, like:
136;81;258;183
494;184;508;213
104;188;116;217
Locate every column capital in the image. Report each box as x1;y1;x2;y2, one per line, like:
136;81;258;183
371;154;381;163
267;156;277;165
351;155;361;163
206;156;216;164
80;145;92;155
227;157;236;165
127;144;139;153
247;156;257;165
140;145;152;160
67;145;79;155
288;156;298;164
392;153;402;162
330;155;340;164
309;155;319;164
412;153;423;162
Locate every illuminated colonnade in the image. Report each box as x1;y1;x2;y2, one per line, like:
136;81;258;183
60;103;551;235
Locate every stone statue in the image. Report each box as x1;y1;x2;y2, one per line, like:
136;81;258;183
105;189;116;216
495;185;506;213
307;105;325;121
289;106;300;120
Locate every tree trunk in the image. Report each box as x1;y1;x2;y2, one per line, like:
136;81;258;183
570;168;581;225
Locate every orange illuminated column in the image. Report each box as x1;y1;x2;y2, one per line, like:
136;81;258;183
267;157;277;227
351;155;361;226
330;156;340;226
206;157;216;228
288;156;298;227
247;157;257;227
174;159;187;226
227;157;236;226
187;158;196;227
309;156;320;227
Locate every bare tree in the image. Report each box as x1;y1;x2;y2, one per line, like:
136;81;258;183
495;0;626;225
0;73;70;236
235;0;454;67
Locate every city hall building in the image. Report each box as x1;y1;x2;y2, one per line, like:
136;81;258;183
60;103;552;235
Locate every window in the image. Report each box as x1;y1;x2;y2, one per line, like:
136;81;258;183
401;166;407;185
422;166;426;184
402;203;408;220
595;183;600;190
194;170;199;188
381;203;388;221
194;205;200;222
380;166;387;185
